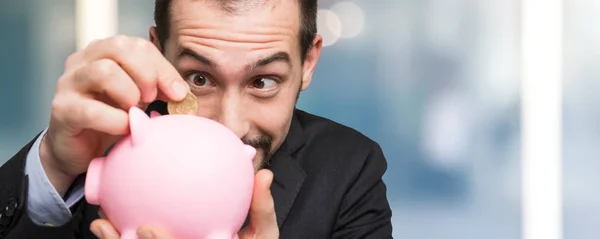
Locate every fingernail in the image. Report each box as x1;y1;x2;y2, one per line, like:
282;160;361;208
98;210;106;219
90;226;103;238
138;228;155;239
172;81;188;99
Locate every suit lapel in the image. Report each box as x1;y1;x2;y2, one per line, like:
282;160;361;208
270;154;305;227
269;110;306;227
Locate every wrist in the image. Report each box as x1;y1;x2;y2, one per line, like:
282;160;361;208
39;134;77;197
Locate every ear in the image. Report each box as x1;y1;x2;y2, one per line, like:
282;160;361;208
149;26;162;52
129;107;150;146
301;34;323;91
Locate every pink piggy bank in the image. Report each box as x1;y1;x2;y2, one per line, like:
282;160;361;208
84;107;256;239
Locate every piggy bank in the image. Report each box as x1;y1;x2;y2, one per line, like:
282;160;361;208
84;107;256;239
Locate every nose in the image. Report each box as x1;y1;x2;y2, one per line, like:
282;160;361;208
215;93;250;139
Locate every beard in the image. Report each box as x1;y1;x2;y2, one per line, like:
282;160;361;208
242;134;273;170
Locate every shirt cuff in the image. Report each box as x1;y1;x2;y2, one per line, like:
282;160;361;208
24;128;85;226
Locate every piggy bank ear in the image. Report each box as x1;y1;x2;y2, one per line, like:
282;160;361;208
128;107;150;146
149;111;161;118
245;145;256;160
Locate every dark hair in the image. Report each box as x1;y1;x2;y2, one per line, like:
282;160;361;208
154;0;317;62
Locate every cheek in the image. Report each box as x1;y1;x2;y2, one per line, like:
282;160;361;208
247;86;298;139
194;95;220;119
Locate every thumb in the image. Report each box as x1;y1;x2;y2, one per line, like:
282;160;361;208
250;169;276;229
239;169;278;238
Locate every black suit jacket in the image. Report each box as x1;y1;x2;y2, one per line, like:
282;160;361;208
0;105;393;238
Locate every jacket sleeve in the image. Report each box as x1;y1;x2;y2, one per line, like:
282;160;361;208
332;142;394;239
0;134;94;239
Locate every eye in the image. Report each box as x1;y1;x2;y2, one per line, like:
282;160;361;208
185;72;214;87
251;77;278;90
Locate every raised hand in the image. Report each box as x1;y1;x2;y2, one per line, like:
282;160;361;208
40;35;189;196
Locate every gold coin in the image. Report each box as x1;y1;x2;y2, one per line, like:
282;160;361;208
167;91;198;115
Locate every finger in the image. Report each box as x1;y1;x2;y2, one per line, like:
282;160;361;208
82;36;188;103
64;50;86;71
248;169;277;231
90;219;120;239
54;94;129;136
63;39;103;71
69;59;141;110
137;225;175;239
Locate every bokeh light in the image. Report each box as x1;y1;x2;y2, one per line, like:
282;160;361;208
330;2;365;39
317;9;342;47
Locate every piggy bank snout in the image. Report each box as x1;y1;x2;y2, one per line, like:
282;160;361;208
85;156;106;205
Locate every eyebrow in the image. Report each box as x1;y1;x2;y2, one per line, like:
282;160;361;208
178;48;216;68
178;48;292;71
250;52;292;71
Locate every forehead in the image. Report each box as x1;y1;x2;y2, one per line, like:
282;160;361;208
169;0;301;39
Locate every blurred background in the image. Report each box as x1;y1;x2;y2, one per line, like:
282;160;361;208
0;0;588;238
564;1;600;239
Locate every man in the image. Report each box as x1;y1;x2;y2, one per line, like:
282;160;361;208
0;0;393;238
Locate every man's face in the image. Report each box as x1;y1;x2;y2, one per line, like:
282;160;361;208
150;0;322;170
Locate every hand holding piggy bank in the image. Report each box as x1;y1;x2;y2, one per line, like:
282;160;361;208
85;107;256;239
